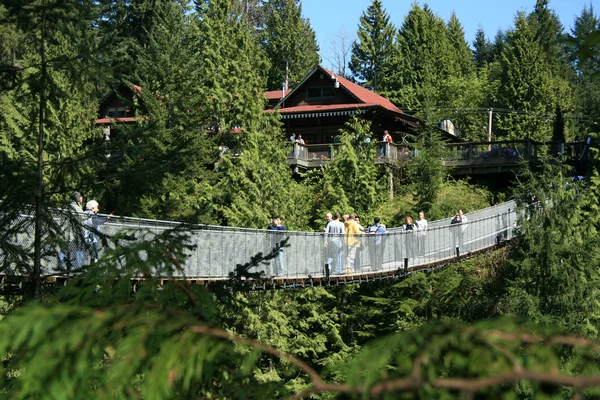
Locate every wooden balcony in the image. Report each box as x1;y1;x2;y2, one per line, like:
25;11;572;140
287;140;583;175
287;142;412;172
442;140;533;175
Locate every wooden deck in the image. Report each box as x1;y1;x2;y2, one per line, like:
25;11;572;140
287;140;579;175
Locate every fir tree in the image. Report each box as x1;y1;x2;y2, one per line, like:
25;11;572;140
260;0;320;91
101;1;220;223
495;13;557;141
392;3;450;111
190;0;306;229
315;117;385;220
390;5;483;139
0;0;109;296
348;0;396;93
446;12;474;77
568;4;600;126
528;0;564;66
473;26;494;68
410;129;447;213
500;160;600;336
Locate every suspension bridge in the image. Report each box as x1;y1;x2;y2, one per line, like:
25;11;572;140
1;201;518;290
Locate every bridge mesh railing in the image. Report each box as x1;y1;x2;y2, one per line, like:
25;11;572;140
0;202;518;279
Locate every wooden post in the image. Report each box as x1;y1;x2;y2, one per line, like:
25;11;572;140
388;167;393;200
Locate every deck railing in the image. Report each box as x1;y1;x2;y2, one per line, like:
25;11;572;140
287;140;586;171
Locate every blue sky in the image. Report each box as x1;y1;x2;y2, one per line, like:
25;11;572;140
301;0;593;69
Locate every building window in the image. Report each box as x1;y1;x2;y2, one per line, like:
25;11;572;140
106;106;129;118
306;87;335;100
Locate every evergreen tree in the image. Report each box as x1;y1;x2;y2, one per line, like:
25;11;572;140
0;0;109;296
568;4;600;126
528;0;564;66
390;5;483;140
446;12;474;77
473;26;494;68
348;0;396;93
314;117;385;220
95;0;172;81
102;1;221;222
499;161;600;336
260;0;320;90
391;4;450;111
494;13;558;141
189;0;306;229
552;104;565;143
410;129;447;213
231;0;266;29
569;4;600;74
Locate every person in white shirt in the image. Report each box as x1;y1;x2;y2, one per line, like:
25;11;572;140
415;211;428;258
450;209;468;253
324;212;345;275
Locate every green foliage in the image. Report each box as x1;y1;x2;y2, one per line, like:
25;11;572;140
409;129;447;213
567;5;600;131
385;4;485;139
348;0;397;93
473;27;494;68
4;2;600;398
499;159;600;336
337;317;600;399
375;179;493;227
0;0;105;187
260;0;320;90
308;116;386;222
190;0;308;229
430;180;494;221
103;1;219;222
494;10;574;141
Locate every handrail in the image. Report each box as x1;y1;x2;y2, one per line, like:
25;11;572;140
2;201;520;280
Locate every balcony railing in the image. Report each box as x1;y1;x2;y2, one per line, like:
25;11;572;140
287;142;412;169
287;140;585;173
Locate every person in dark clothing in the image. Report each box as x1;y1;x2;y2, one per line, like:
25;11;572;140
401;215;416;259
267;216;286;275
83;200;110;263
60;191;87;269
451;209;468;253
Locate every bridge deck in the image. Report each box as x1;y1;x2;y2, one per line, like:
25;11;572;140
1;201;518;291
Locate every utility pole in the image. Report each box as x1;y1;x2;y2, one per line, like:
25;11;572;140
488;108;493;142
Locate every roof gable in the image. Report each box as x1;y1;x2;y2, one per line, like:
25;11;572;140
321;67;402;114
276;65;403;114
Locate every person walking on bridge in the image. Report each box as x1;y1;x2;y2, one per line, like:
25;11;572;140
367;217;386;271
267;216;286;276
344;214;362;273
415;211;428;258
83;200;110;263
324;212;344;275
62;191;87;269
451;209;468;254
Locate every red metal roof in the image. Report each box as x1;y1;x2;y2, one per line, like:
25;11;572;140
265;89;291;101
95;117;138;124
268;66;407;117
265;103;382;114
320;67;403;113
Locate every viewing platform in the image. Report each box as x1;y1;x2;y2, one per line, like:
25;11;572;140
287;140;585;175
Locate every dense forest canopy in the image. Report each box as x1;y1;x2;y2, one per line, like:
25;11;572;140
1;0;600;398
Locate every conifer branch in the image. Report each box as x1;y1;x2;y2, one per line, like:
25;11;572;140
187;325;323;384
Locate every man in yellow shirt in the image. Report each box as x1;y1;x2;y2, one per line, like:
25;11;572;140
344;214;362;273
